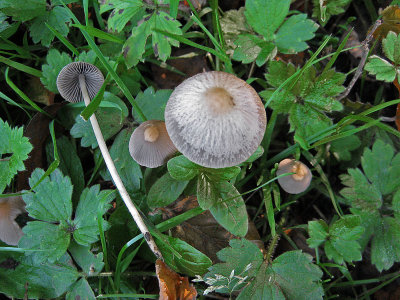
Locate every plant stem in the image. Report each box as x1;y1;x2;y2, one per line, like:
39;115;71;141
78;75;163;260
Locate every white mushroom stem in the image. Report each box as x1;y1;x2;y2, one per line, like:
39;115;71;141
78;75;163;260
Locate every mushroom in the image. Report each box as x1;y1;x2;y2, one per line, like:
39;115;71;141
0;195;25;246
164;71;266;168
276;159;312;194
129;120;177;168
57;62;163;259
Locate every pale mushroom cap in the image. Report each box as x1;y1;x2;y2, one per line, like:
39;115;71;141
276;159;312;194
129;120;177;168
56;62;104;103
0;195;25;246
165;71;267;168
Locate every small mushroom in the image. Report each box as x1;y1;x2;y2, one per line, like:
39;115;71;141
57;62;163;259
276;159;312;194
0;195;25;246
165;71;266;168
129;120;177;168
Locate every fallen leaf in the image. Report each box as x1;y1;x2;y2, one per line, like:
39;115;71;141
26;77;55;106
156;259;197;300
373;6;400;40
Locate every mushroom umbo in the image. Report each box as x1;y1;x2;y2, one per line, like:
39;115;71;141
276;159;312;194
165;71;266;168
129;120;177;168
57;62;163;259
0;195;25;246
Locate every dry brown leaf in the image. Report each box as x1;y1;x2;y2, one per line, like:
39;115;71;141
26;77;55;106
156;259;197;300
373;6;400;40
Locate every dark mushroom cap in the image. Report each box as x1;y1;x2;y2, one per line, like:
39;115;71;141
276;159;312;194
129;120;177;168
164;71;266;168
56;62;104;103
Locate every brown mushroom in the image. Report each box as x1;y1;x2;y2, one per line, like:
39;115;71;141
276;159;312;194
0;195;25;246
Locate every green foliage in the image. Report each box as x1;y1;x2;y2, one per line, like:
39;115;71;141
41;49;73;93
202;239;323;299
20;168;114;263
330;126;361;161
0;118;33;194
0;0;46;22
131;87;172;122
340;140;400;271
261;61;344;139
312;0;352;26
307;215;364;264
365;31;400;82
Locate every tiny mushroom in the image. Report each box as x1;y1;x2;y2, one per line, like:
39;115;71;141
0;195;25;246
129;120;177;168
276;159;312;194
165;71;266;168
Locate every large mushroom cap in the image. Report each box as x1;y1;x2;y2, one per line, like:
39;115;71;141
164;71;266;168
0;195;25;246
276;159;312;194
56;62;104;103
129;120;177;168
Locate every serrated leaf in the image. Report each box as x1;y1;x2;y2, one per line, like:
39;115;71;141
70;93;128;148
232;34;264;64
46;135;84;205
244;0;290;40
131;87;172;122
312;0;351;26
209;181;248;237
382;31;400;64
18;221;70;263
147;172;188;209
23;168;73;222
68;240;104;276
330;125;361;161
123;11;182;67
0;0;46;22
41;49;72;93
0;119;32;194
155;233;212;276
204;239;323;299
373;6;400;40
0;252;78;299
201;166;241;182
73;185;114;246
105;0;145;32
365;55;396;82
29;6;71;46
275;14;318;53
168;155;199;181
66;278;96;300
100;128;142;194
307;220;329;248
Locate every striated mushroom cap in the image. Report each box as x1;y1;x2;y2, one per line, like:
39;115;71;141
276;159;312;194
0;195;25;246
56;62;104;103
129;120;177;168
165;71;266;168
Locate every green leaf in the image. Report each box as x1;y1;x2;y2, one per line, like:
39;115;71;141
365;55;396;82
29;6;71;46
68;240;104;276
123;11;182;67
204;239;323;299
23;168;73;222
0;118;32;194
18;221;70;263
70;93;128;148
197;173;220;210
0;0;46;22
147;173;188;209
66;278;96;300
275;14;318;53
202;166;241;182
312;0;351;26
73;185;114;246
155;233;212;276
0;252;78;298
131;87;172;122
382;31;400;64
41;49;72;93
244;0;290;40
330;126;361;161
100;128;142;195
209;181;248;237
361;139;400;195
307;220;329;248
46;135;84;205
233;34;274;64
103;0;145;32
167;155;199;181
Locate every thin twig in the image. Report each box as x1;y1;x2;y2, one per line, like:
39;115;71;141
337;19;382;101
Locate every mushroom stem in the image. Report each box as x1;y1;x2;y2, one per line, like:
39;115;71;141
78;75;163;260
